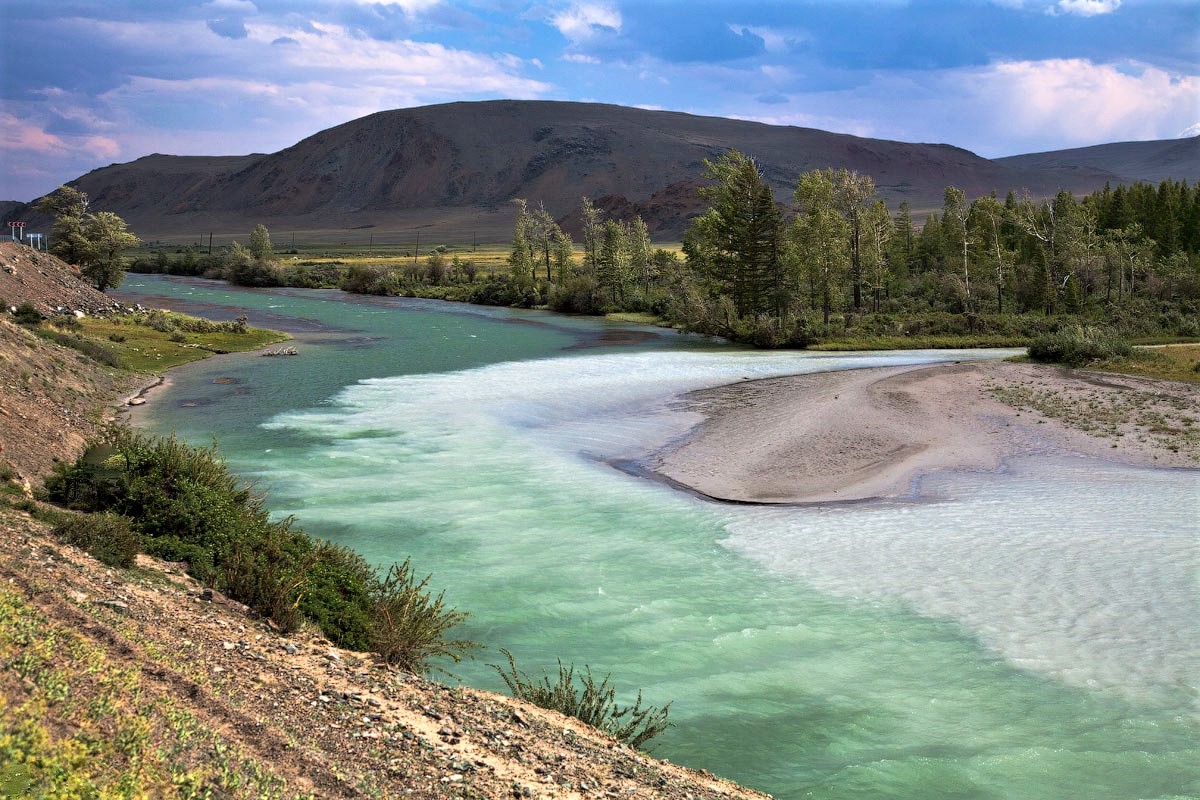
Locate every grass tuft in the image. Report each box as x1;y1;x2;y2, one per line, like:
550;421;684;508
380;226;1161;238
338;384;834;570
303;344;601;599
492;648;671;749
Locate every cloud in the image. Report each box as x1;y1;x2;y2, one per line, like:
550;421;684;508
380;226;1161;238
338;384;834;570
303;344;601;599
730;57;1197;156
1047;0;1120;16
0;112;119;161
1178;123;1200;138
551;2;621;43
271;36;299;46
204;0;257;11
207;17;249;39
977;59;1193;145
357;0;442;10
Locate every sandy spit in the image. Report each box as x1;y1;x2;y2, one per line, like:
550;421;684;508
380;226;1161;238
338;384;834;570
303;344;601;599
648;361;1200;504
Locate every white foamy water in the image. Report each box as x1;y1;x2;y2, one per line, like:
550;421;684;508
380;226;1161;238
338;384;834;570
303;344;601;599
720;459;1199;710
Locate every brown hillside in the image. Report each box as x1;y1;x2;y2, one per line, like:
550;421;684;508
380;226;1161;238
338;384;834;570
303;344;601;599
0;240;118;316
996;136;1200;186
0;317;135;484
10;101;1194;241
0;504;770;799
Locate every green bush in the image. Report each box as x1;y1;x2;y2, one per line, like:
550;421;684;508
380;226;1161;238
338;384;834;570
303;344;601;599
1028;325;1133;366
370;560;478;673
45;427;474;672
492;649;671;749
341;265;396;295
53;512;140;569
34;329;122;367
13;302;42;325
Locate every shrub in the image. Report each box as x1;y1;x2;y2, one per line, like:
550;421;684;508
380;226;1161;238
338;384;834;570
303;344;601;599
370;559;478;673
1029;325;1133;366
13;302;42;325
341;265;396;295
168;331;187;343
144;310;176;332
226;258;283;288
492;649;671;749
45;427;474;672
53;512;140;569
34;329;122;367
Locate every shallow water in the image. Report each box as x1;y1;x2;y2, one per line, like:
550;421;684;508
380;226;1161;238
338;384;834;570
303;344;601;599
117;276;1200;799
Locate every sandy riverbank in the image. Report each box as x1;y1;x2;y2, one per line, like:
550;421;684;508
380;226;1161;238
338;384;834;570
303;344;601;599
649;361;1200;504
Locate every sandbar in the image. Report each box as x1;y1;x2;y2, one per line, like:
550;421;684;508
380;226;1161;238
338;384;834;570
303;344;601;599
648;361;1200;504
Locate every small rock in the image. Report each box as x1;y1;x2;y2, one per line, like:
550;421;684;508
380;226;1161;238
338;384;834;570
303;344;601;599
282;642;298;654
222;641;236;651
93;599;129;613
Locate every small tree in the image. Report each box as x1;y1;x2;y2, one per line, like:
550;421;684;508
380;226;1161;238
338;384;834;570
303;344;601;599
81;212;140;291
34;185;140;292
248;224;273;261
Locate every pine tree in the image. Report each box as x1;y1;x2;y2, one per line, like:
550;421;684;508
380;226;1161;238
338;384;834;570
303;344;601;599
686;151;782;318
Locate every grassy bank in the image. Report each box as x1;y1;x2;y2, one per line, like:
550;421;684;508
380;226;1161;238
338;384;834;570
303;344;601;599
30;311;289;373
1094;344;1200;385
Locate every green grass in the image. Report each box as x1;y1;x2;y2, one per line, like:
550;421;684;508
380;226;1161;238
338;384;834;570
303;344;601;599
77;315;289;372
1092;345;1200;385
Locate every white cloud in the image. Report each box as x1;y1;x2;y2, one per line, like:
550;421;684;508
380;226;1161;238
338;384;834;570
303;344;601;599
204;0;257;11
356;0;441;11
561;52;600;64
550;2;620;43
1047;0;1120;16
977;59;1193;144
1179;123;1200;138
730;58;1197;156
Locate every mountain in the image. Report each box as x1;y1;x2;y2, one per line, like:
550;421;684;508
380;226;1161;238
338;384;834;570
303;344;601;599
7;101;1198;241
995;137;1200;186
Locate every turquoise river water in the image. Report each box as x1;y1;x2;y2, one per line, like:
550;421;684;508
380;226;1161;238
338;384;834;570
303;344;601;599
114;275;1199;800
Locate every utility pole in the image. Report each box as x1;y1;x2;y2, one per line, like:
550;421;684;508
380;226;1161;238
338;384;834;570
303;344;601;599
208;232;213;254
414;231;420;263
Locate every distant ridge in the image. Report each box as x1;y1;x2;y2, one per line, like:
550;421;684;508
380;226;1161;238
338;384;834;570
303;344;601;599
6;101;1197;240
995;137;1200;186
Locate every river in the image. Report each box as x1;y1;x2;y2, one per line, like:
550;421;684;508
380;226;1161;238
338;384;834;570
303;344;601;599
114;275;1199;800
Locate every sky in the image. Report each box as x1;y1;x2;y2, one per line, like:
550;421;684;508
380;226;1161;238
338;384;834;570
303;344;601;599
0;0;1197;201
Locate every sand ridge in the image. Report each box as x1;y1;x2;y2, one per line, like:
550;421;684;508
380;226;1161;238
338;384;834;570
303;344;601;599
648;361;1200;504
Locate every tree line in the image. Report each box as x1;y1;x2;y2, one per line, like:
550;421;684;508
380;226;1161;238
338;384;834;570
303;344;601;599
505;152;1198;346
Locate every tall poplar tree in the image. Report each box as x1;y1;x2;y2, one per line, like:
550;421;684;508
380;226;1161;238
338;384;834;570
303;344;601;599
793;170;851;326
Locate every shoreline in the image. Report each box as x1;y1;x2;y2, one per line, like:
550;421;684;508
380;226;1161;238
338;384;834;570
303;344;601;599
646;361;1200;505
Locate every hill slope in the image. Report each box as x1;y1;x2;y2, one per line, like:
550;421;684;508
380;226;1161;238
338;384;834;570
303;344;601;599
0;503;768;799
7;101;1198;240
995;137;1200;186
